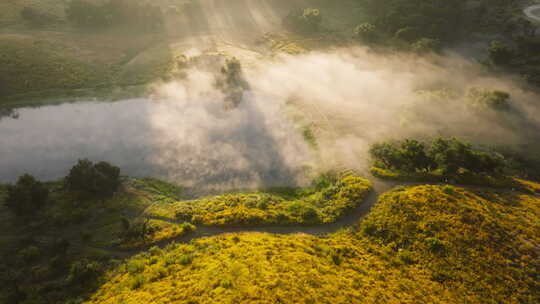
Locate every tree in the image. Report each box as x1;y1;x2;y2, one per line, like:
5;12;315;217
216;58;250;108
369;142;402;170
65;159;121;198
488;40;513;65
5;174;49;216
400;139;434;171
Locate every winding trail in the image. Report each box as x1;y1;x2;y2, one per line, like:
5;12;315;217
524;4;540;22
92;179;537;258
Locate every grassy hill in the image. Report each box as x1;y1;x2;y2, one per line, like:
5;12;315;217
81;184;540;304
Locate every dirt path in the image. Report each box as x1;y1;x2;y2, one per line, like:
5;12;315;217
95;179;536;258
524;4;540;22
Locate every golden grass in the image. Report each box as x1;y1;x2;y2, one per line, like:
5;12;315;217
85;184;540;304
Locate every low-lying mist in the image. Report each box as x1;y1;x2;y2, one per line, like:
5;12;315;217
150;46;540;180
3;46;540;194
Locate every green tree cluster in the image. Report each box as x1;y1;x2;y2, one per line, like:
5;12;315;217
364;0;465;43
4;174;49;216
65;159;121;198
370;138;504;175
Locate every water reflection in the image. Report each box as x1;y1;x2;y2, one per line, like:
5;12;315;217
0;98;312;196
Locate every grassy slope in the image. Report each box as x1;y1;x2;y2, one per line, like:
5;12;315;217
145;174;372;226
85;184;540;304
0;0;365;104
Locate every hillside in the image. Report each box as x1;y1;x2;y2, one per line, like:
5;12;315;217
82;184;540;304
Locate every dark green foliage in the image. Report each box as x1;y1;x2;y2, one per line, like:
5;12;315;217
370;138;504;176
66;0;164;31
66;259;100;284
365;0;465;43
428;138;503;175
5;174;49;216
283;8;322;34
120;219;156;242
65;159;121;198
488;40;513;65
369;140;434;172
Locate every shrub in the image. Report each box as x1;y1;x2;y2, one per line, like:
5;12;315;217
127;260;145;274
129;275;145;290
5;174;49;216
66;259;100;284
178;254;193;265
181;222;195;233
65;159;121;198
442;185;455;196
424;237;445;253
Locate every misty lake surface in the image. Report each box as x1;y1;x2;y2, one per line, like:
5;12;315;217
0;98;311;195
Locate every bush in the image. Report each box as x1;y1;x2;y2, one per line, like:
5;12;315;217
178;254;193;265
5;174;49;216
65;159;121;198
66;259;100;284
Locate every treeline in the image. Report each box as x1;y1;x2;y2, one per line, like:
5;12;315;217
65;0;164;31
363;0;465;43
369;138;504;176
4;159;121;216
